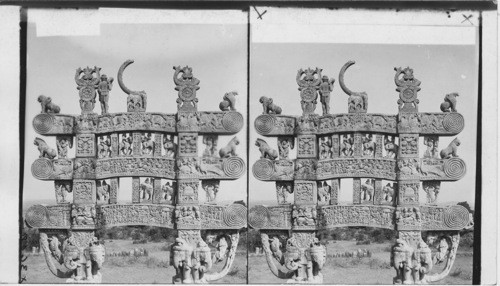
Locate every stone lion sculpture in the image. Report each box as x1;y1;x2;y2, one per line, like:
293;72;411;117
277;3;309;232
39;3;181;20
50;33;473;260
34;137;57;159
440;137;460;159
219;91;238;111
38;95;61;114
440;93;459;112
219;136;239;158
255;138;278;160
259;96;282;115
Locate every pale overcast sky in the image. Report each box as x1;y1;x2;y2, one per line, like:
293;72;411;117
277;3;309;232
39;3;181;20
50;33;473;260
24;21;248;203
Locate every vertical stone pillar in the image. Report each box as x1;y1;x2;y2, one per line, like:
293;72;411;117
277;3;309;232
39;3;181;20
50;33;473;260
353;133;363;157
109;178;119;204
373;179;383;205
331;134;340;158
153;177;163;204
110;133;119;157
330;179;340;205
132;132;142;156
353;178;361;204
153;133;162;157
375;134;383;158
132;177;140;203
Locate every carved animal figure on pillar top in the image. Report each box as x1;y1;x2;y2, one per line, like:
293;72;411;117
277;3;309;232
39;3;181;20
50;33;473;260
34;137;57;159
219;91;238;111
38;95;61;114
173;65;200;112
255;138;278;160
440;93;459;112
219;136;240;158
440;138;460;159
339;61;368;113
260;96;282;115
297;67;322;114
118;60;147;112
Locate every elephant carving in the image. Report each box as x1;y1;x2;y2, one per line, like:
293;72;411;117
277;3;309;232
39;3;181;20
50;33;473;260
192;241;213;283
170;238;193;283
308;238;326;282
412;242;433;284
391;239;413;284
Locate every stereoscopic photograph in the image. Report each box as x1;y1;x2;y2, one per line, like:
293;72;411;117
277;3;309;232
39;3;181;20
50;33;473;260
248;8;478;284
11;5;495;285
22;9;248;284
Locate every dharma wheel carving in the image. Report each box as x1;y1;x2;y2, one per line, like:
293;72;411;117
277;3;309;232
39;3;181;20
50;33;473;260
249;61;472;284
26;60;247;284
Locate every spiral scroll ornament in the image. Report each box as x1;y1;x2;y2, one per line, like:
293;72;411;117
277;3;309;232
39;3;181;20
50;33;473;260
254;114;276;135
248;205;270;229
33;113;54;134
443;113;465;133
252;159;275;181
223;204;247;228
223;157;246;178
222;112;244;133
25;205;49;228
444;205;470;229
31;158;54;180
443;157;466;180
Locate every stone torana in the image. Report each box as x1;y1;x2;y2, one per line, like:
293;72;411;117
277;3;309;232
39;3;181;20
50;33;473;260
27;60;247;284
250;61;472;284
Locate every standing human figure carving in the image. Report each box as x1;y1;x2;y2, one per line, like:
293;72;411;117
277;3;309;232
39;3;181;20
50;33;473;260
319;75;335;115
97;74;114;115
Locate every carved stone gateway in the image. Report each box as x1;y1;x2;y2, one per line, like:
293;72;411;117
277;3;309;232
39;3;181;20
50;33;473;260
249;62;472;284
27;60;247;284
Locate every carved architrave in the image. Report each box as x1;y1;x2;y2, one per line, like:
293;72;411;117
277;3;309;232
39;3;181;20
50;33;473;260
97;204;174;228
75;114;99;133
25;204;72;229
254;115;295;136
297;135;317;158
98;113;176;134
294;181;317;204
76;134;96;157
178;180;199;204
316;158;397;181
33;114;74;135
296;115;319;134
179;133;198;157
398;113;420;134
398;181;420;205
318;113;398;134
73;180;96;204
95;157;176;179
294;159;317;180
318;205;395;230
399;134;419;158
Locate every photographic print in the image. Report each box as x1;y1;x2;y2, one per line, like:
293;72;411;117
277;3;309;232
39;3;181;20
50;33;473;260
22;8;248;284
248;8;478;284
